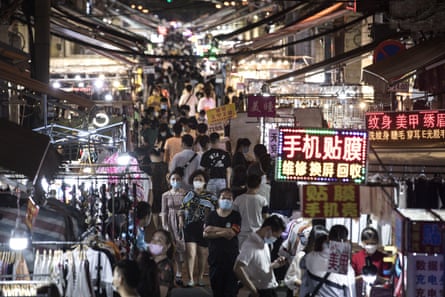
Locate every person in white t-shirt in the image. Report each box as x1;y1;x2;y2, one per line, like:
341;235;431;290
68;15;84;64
197;86;216;112
232;174;269;248
178;85;199;117
234;215;287;297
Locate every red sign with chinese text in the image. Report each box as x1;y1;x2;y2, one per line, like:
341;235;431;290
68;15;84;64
275;128;368;184
247;95;276;117
302;184;360;218
366;110;445;143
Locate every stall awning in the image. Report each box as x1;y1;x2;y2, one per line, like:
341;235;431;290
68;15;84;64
266;38;385;84
363;38;445;85
236;3;348;52
0;59;95;109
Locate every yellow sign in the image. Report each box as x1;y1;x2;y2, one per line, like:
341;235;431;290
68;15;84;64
206;103;237;125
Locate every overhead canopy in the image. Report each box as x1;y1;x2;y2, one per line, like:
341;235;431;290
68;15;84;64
0;59;95;109
48;5;148;62
363;38;445;85
236;3;348;52
266;38;386;84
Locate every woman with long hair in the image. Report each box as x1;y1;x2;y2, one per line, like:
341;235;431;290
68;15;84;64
178;169;218;287
148;229;176;297
161;167;188;286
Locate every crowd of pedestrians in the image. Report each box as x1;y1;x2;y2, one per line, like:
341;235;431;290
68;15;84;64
118;68;392;297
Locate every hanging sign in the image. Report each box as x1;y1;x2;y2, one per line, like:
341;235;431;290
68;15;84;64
366;110;445;144
302;184;360;218
206;103;237;125
275;128;368;184
406;254;444;297
247;95;276;117
408;221;443;254
268;128;279;158
327;240;351;274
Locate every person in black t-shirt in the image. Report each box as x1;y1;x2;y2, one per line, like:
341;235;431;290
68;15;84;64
204;188;241;297
200;132;232;195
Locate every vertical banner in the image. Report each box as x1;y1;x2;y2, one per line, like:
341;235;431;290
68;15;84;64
406;254;444;297
327;241;351;275
247;95;276;117
268;128;279;158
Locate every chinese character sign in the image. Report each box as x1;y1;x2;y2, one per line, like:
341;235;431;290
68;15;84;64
206;103;237;124
269;129;279;158
247;95;276;117
366;110;445;143
407;254;444;297
408;222;443;254
275;128;368;183
302;184;360;218
327;241;351;275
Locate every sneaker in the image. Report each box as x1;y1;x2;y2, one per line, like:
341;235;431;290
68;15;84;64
175;276;184;287
197;279;206;287
186;281;195;288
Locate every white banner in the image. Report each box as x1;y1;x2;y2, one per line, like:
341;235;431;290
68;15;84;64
327;241;351;275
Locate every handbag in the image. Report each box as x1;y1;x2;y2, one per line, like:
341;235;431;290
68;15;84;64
305;272;331;297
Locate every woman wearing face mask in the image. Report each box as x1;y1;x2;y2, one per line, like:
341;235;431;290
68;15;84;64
178;169;218;287
148;229;176;297
352;227;390;289
203;189;241;297
161;168;187;286
301;225;356;297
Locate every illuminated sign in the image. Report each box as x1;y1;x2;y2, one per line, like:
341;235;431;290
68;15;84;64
275;128;368;184
302;184;360;218
407;254;444;297
408;222;443;254
366;110;445;143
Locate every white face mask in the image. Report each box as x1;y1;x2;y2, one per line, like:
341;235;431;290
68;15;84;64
364;244;378;255
193;180;205;190
264;236;277;245
147;243;164;256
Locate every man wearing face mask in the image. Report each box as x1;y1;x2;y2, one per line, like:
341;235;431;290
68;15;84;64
204;189;241;297
234;215;286;297
352;227;391;282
